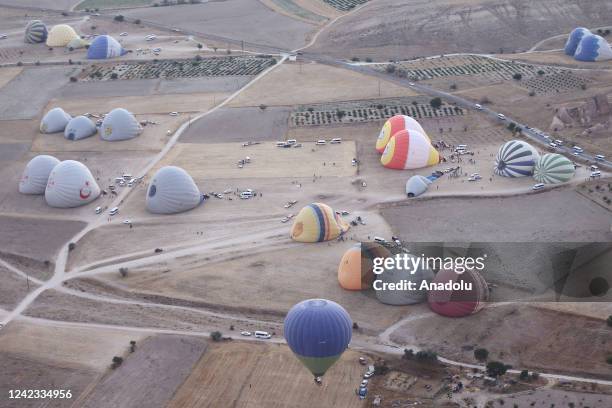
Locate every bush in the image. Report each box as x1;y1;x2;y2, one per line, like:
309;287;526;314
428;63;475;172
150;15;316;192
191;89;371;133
537;70;545;76
607;355;612;365
70;76;78;82
68;242;76;251
111;356;123;368
17;61;23;66
365;57;373;63
351;57;360;62
450;83;457;91
119;267;128;277
486;361;510;377
519;370;529;380
474;348;489;362
110;72;118;80
114;15;125;22
197;43;203;49
133;19;141;24
607;315;612;327
385;64;396;74
415;350;438;362
259;104;267;110
430;97;442;109
512;73;522;81
210;331;223;342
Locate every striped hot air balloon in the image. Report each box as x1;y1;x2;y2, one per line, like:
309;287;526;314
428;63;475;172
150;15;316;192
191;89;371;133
494;140;538;177
284;299;352;379
381;130;440;170
338;242;392;290
376;115;427;153
533;153;575;184
24;20;48;44
290;203;349;243
428;268;489;317
87;35;127;59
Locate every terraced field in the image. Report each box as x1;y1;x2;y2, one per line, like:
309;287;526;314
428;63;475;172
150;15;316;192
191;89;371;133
382;55;559;82
291;97;464;127
80;56;277;81
322;0;368;11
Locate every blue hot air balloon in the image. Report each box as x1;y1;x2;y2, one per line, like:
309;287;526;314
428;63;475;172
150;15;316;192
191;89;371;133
284;299;352;380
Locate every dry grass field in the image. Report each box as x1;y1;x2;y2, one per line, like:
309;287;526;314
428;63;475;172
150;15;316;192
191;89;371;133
168;341;367;408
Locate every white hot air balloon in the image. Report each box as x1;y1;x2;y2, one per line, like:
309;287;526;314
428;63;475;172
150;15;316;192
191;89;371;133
146;166;202;214
64;115;97;141
40;107;71;134
19;155;60;194
100;108;142;141
45;160;100;208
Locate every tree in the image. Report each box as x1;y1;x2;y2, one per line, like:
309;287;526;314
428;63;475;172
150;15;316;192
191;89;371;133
486;361;510;378
68;242;76;251
519;370;529;380
512;73;522;81
365;57;373;63
507;122;516;132
450;83;457;91
607;315;612;327
111;356;124;369
403;348;415;359
351;57;360;62
385;64;396;74
197;43;203;49
133;19;141;24
474;348;489;362
119;267;128;277
607;355;612;365
415;350;438;362
129;340;136;352
336;109;346;120
210;331;223;341
430;97;442;109
352;322;359;330
537;70;545;76
114;15;125;22
259;104;267;111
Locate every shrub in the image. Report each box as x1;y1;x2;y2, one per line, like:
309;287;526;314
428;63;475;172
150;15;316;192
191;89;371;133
486;361;510;377
512;73;522;81
415;350;438;362
519;370;529;380
197;43;203;49
119;267;128;277
17;61;23;66
114;15;125;22
210;331;223;341
474;348;489;362
430;97;442;109
259;104;267;110
133;19;141;24
365;57;373;63
607;355;612;365
537;70;545;76
385;64;396;74
68;242;76;251
351;57;360;62
70;76;78;82
110;72;118;80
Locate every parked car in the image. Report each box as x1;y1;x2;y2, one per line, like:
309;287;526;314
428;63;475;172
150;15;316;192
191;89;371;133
315;140;326;145
254;331;271;339
95;206;102;214
474;104;483;110
594;154;605;161
532;183;545;191
497;113;506;120
240;331;252;336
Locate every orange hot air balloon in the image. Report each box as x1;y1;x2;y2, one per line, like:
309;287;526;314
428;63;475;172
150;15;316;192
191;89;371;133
381;130;440;170
376;115;427;153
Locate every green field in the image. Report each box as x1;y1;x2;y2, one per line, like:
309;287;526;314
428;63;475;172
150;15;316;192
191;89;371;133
75;0;152;10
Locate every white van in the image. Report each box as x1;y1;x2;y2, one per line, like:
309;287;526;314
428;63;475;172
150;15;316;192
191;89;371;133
286;139;297;145
315;140;326;145
240;191;253;199
109;207;119;216
572;146;583;153
554;140;564;146
497;113;506;120
330;138;342;144
591;171;601;178
532;183;545;191
457;144;467;150
594;154;605;161
254;331;271;339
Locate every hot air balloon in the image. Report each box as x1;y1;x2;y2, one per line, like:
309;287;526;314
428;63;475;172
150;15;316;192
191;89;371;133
100;108;143;141
375;253;434;305
46;24;79;47
290;203;349;243
381;130;440;170
564;27;591;56
494;140;538;177
24;20;48;44
87;35;127;59
284;299;352;380
146;166;203;214
428;268;489;317
574;34;612;62
376;115;427;153
45;160;100;208
338;242;392;290
19;155;60;194
64;115;97;141
40;107;71;134
405;175;432;197
533;153;575;184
